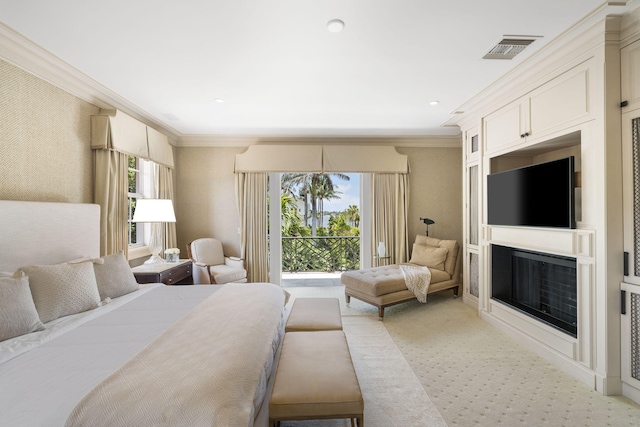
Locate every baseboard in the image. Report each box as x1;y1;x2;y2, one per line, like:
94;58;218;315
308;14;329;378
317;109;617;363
480;310;597;390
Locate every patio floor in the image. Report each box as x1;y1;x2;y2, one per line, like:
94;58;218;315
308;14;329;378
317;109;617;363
280;272;343;287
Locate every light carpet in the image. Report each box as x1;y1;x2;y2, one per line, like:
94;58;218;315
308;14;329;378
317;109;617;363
285;286;640;427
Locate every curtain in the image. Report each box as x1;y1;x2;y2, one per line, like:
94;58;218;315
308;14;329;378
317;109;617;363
94;149;129;257
372;173;410;264
156;164;177;251
235;172;269;282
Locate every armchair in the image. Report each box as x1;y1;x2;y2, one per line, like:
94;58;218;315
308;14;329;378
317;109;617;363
186;238;248;284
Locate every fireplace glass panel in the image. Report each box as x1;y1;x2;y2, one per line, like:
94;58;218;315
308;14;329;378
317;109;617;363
492;245;577;337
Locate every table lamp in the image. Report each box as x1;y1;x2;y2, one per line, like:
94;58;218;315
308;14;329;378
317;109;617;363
133;199;176;264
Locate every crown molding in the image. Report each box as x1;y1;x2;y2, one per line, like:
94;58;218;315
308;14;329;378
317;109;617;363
177;134;462;148
0;21;181;141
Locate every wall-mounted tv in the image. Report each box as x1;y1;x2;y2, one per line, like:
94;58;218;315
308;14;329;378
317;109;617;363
487;156;576;229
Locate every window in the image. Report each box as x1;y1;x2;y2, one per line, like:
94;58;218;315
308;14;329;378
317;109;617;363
127;155;152;247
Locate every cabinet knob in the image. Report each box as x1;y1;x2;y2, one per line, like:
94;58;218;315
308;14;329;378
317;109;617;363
621;100;628;108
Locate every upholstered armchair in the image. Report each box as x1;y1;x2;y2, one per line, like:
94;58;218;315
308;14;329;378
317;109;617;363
186;238;248;284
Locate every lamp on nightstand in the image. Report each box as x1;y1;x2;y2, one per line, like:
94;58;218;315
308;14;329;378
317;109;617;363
133;199;176;264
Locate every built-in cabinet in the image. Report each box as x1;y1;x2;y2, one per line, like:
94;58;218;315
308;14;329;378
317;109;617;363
484;62;592;156
621;39;640;111
621;103;640;401
460;22;619;395
463;129;481;306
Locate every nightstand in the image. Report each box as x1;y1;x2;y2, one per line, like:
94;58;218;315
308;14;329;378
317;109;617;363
132;259;193;285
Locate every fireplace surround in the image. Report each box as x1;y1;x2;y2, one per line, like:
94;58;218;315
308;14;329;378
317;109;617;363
492;244;578;337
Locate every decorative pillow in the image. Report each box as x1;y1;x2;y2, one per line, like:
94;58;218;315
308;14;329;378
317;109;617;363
0;274;45;342
18;261;101;323
93;252;139;299
409;244;448;270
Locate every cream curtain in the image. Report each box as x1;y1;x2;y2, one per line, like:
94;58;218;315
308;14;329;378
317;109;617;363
372;173;410;264
235;172;269;282
156;164;177;251
94;150;129;257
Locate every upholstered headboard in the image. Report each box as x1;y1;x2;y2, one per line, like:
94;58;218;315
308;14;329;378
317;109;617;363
0;200;100;272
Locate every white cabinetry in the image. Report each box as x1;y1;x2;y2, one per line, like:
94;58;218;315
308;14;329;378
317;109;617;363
621;39;640;111
463;129;481;307
484;62;592;155
484;99;528;153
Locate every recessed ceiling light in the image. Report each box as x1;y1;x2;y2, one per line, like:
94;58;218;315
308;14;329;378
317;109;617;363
430;100;440;106
327;19;345;33
215;98;224;103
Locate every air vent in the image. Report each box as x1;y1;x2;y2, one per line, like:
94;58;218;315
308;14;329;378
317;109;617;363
483;36;540;60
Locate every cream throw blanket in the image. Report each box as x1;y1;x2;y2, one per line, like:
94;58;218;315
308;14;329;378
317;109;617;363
65;283;286;427
400;264;432;303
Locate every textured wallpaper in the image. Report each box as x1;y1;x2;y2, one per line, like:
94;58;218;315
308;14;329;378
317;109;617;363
0;59;98;203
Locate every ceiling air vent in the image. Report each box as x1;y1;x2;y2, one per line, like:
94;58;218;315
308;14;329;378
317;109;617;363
483;36;540;60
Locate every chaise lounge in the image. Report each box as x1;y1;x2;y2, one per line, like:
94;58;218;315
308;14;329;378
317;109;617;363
341;235;461;319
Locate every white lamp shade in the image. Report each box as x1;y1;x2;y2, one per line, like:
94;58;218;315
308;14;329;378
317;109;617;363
132;199;176;223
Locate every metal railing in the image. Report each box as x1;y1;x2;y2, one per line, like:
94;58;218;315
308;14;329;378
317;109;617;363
282;236;360;272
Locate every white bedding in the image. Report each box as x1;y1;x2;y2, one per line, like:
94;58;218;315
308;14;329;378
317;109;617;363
0;284;224;426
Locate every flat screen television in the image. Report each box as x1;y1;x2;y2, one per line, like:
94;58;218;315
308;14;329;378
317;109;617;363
487;156;576;229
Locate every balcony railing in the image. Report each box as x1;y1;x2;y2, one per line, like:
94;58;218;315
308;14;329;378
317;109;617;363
282;236;360;272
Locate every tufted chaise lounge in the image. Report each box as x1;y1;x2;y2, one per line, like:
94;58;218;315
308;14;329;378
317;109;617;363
341;235;461;319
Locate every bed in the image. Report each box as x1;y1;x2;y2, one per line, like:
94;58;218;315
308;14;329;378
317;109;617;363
0;200;287;426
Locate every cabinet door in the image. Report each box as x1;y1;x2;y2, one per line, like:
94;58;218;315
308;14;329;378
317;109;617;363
621;282;640;390
529;65;590;136
623;110;640;286
622;40;640;111
484;99;528;153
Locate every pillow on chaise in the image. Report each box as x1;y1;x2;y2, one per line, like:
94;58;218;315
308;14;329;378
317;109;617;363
0;274;45;341
18;261;101;323
409;243;448;270
93;251;139;299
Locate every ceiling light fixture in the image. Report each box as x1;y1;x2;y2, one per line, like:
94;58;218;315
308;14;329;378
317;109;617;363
430;100;440;106
214;98;224;103
327;19;345;33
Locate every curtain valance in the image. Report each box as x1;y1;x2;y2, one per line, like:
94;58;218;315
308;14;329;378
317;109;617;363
234;145;408;173
91;109;174;168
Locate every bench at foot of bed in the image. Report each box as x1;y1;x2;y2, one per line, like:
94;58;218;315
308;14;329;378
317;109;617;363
269;330;364;427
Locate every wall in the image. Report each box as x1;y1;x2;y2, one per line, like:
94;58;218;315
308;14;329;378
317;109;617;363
399;147;463;247
175;146;245;258
175;144;463;262
0;59;97;203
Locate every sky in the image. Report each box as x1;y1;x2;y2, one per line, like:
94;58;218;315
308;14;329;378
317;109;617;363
323;173;360;212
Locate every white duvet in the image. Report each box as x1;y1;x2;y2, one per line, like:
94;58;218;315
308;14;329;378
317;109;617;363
0;284;226;426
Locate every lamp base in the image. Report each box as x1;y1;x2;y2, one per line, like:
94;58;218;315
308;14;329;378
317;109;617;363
143;255;165;265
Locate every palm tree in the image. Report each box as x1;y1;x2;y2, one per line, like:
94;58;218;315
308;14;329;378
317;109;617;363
281;173;350;236
346;205;360;227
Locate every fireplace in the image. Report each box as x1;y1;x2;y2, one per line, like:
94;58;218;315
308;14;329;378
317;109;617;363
492;245;577;337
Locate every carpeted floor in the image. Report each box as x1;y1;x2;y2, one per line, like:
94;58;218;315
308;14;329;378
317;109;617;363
284;285;640;427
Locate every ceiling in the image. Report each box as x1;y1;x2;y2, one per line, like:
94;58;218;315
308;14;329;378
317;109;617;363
0;0;621;139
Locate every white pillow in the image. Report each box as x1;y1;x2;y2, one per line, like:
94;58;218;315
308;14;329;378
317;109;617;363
93;252;139;299
0;274;45;341
17;261;101;323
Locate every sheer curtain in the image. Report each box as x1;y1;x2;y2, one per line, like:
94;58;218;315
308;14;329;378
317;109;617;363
156;164;177;251
372;173;410;264
235;172;269;282
94;149;129;257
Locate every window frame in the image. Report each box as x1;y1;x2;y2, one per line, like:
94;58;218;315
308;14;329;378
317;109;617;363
127;156;153;259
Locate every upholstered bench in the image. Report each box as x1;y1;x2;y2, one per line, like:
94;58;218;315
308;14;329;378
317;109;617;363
285;297;343;332
269;330;364;427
